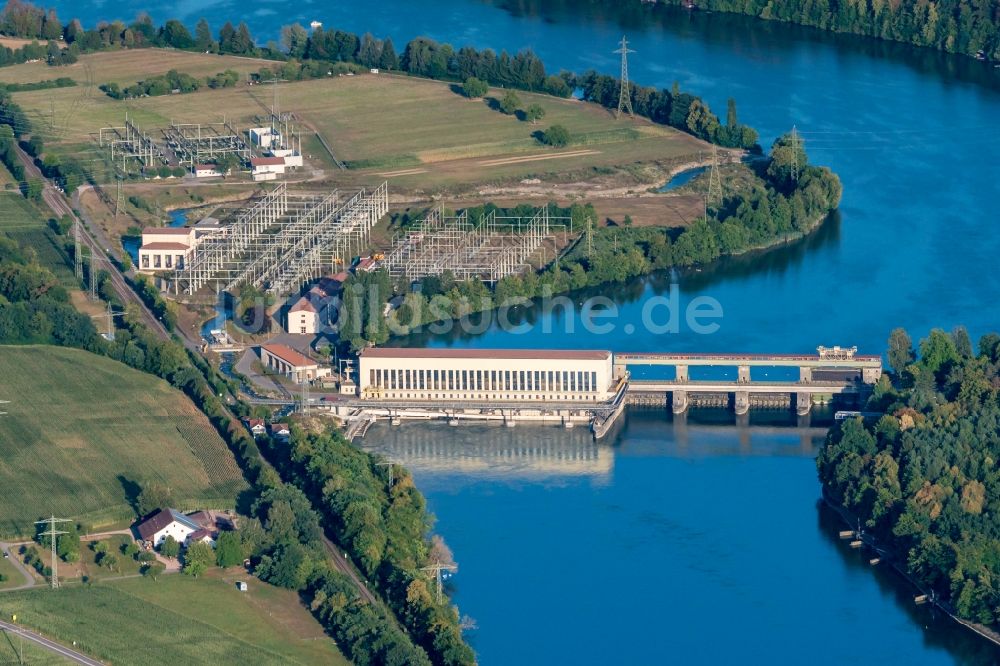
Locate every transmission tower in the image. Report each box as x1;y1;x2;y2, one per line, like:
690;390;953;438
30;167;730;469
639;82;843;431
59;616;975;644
421;562;458;603
790;125;801;183
299;379;310;413
376;461;396;488
91;302;125;340
73;221;83;280
88;252;99;300
35;516;71;589
614;36;635;118
585;213;594;258
707;144;722;211
114;176;124;219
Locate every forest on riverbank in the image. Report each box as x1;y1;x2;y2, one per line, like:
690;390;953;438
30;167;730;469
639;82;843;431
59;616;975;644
818;327;1000;627
610;0;1000;60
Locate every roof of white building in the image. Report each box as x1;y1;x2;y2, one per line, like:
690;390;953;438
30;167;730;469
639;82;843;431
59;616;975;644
251;156;285;167
359;348;612;361
261;343;318;368
140;242;189;251
290;296;317;313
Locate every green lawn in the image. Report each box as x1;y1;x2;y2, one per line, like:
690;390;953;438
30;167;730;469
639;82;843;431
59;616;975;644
0;346;248;538
0;574;348;665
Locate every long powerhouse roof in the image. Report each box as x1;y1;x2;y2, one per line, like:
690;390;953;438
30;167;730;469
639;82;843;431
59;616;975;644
359;348;611;361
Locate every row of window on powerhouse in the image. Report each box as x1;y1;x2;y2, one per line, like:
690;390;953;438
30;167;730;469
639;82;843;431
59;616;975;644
367;368;602;393
140;252;185;269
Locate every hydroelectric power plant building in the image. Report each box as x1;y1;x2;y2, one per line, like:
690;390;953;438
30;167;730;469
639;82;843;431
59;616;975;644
358;348;618;403
339;346;882;440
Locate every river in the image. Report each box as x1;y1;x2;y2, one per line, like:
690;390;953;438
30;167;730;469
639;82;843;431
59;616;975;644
50;0;1000;662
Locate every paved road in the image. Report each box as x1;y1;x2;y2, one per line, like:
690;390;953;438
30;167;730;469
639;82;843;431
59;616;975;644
0;543;35;592
0;619;104;665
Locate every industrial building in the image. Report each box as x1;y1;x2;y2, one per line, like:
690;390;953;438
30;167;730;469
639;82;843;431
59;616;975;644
138;227;197;272
260;343;331;383
357;348;616;403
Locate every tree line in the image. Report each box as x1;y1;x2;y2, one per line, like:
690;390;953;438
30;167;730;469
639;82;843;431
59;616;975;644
819;326;1000;626
648;0;1000;61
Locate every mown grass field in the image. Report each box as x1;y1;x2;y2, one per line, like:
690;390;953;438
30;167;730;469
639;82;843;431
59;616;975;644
0;345;248;538
0;48;272;87
0;573;348;665
6;48;705;191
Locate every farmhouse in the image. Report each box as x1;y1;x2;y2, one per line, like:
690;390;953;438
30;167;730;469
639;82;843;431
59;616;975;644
259;344;331;384
287;295;320;335
246;418;267;437
136;508;202;546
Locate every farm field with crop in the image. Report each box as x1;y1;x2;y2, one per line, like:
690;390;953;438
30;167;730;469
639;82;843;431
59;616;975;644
0;345;248;538
1;573;348;665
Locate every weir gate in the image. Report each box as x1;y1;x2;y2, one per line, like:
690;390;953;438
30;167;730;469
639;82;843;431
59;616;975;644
616;347;882;416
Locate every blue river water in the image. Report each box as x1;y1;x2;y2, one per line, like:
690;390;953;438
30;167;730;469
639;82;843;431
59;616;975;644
47;1;1000;662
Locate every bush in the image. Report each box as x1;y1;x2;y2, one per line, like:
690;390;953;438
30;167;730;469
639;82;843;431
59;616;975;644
499;90;520;115
540;124;570;147
462;76;488;99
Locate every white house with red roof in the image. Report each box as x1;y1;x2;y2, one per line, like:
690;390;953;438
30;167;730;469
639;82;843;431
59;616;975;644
250;156;286;181
245;418;267;438
287;295;320;335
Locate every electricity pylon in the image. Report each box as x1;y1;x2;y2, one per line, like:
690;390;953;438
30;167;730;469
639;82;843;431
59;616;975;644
421;562;458;603
376;461;396;488
614;36;635;118
707;144;722;211
91;302;125;340
73;221;83;280
790;125;801;183
35;516;71;589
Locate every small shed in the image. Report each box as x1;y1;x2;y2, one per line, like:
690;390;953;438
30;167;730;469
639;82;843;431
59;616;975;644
237;581;248;592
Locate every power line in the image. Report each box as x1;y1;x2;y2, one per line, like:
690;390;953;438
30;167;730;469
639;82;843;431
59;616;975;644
614;36;635;119
35;516;71;589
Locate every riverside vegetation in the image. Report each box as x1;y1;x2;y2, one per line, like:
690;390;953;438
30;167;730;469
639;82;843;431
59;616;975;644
0;196;474;664
819;327;1000;628
606;0;1000;60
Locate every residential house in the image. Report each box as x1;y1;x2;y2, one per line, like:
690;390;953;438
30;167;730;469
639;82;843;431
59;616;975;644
136;508;202;547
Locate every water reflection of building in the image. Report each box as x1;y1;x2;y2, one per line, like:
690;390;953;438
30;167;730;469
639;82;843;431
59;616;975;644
362;422;614;481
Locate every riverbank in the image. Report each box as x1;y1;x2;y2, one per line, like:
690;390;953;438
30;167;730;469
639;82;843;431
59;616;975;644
821;491;1000;650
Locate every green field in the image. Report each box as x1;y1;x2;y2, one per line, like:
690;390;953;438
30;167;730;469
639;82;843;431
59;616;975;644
5;48;705;192
0;573;348;665
0;345;248;537
0;633;66;665
0;192;41;232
